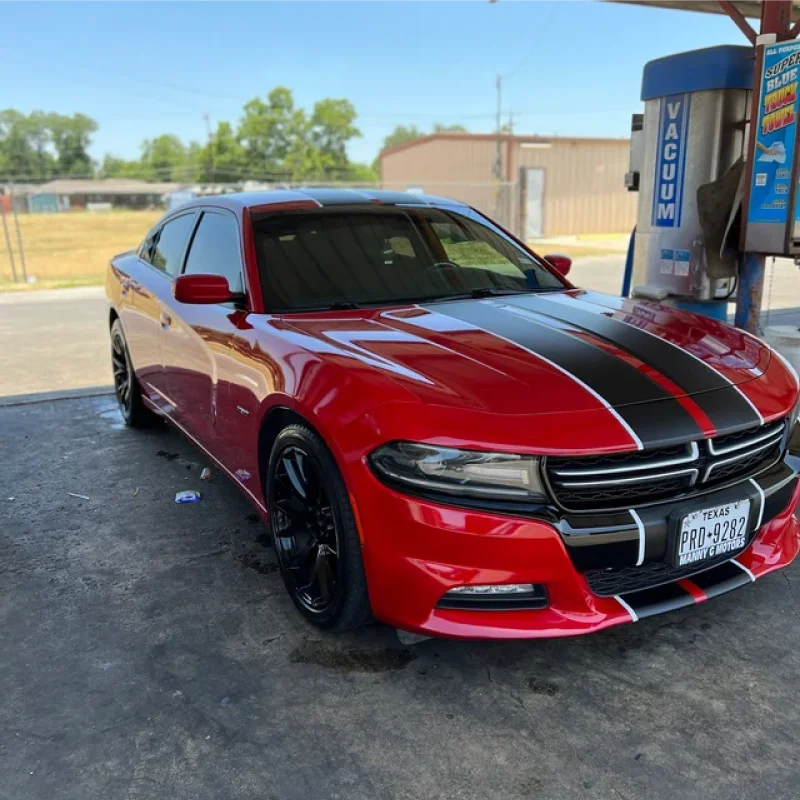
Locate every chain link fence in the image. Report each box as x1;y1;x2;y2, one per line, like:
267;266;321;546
0;179;524;287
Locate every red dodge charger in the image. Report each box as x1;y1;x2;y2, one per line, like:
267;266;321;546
106;189;800;639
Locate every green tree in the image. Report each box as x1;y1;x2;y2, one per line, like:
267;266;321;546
238;88;362;180
238;87;301;175
48;112;97;175
199;121;245;183
309;98;360;170
140;134;187;181
380;124;424;152
25;111;57;179
433;123;467;133
0;110;36;178
100;154;142;179
340;162;378;183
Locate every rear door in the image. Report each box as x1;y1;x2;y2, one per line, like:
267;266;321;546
160;209;247;449
128;211;196;411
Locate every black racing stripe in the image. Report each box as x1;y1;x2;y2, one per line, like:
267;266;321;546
763;476;798;522
299;188;374;205
426;299;702;448
686;560;752;598
620;581;694;619
508;295;762;433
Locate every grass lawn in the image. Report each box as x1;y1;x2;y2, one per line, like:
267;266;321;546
0;210;160;286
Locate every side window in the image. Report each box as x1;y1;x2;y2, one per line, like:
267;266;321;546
151;213;196;277
139;230;158;264
183;211;244;293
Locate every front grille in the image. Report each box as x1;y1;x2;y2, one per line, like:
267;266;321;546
584;552;742;596
546;419;786;512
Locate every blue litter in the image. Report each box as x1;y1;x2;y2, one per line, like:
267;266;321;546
175;490;201;504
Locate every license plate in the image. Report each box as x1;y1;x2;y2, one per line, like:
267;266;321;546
676;499;751;567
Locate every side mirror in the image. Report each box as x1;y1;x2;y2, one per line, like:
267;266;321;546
544;253;572;277
174;273;234;304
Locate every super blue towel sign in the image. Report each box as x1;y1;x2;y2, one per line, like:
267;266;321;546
652;93;690;228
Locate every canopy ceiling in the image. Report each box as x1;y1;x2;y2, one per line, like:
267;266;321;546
604;0;800;19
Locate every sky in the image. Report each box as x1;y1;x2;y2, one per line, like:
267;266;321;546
3;1;752;167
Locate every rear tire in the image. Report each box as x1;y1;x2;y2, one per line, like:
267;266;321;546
267;423;371;632
111;318;156;429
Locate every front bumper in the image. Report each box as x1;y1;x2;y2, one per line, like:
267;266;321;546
353;460;800;640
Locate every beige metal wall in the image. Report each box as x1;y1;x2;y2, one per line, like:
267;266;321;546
516;139;638;236
379;135;638;238
379;137;511;226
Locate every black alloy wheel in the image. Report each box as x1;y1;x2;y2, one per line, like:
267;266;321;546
110;318;154;428
111;325;132;418
267;424;371;631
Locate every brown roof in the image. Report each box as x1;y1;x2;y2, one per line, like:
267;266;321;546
33;178;181;196
379;132;629;160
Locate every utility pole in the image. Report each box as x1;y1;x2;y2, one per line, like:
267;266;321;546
494;74;502;179
204;113;216;187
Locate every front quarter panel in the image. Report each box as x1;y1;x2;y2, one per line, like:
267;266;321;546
212;313;422;506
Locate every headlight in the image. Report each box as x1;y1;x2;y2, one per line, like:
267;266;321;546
790;394;800;431
368;441;548;502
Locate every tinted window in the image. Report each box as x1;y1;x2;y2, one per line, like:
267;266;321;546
252;207;565;311
151;213;196;276
139;230;158;264
183;211;243;293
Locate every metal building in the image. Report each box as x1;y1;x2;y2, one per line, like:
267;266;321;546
378;132;638;240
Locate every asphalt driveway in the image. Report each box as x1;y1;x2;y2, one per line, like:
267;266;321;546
1;394;799;800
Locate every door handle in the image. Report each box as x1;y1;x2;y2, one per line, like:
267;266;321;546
160;312;171;329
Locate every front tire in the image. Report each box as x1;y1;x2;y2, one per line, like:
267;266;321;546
111;318;155;428
267;424;371;632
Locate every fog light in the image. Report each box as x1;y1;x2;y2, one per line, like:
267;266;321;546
448;583;535;595
437;583;548;611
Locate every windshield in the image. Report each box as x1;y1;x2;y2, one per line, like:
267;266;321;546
253;206;566;311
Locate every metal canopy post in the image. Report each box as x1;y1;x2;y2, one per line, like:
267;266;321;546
729;0;793;332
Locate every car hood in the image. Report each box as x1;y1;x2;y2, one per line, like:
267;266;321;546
281;290;772;446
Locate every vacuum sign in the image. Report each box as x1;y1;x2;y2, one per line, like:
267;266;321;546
652;93;690;228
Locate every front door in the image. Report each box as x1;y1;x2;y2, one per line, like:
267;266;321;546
161;209;249;452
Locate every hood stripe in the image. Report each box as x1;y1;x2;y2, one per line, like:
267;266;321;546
510;294;763;433
425;299;703;449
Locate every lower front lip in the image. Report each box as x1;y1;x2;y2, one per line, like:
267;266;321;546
349;468;800;640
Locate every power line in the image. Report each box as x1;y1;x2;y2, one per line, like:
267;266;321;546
503;3;558;82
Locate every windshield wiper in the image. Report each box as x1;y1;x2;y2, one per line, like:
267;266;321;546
466;287;529;299
327;300;361;310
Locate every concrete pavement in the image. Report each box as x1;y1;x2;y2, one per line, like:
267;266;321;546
0;287;110;398
2;395;800;800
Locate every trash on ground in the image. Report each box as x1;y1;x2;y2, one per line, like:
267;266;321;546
175;490;201;504
235;469;251;482
6;497;14;502
132;487;140;498
67;492;90;500
200;468;212;481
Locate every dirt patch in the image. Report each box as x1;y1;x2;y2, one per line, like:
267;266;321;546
236;551;278;575
527;677;559;696
289;642;417;673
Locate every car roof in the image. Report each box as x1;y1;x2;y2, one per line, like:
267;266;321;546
185;188;469;213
